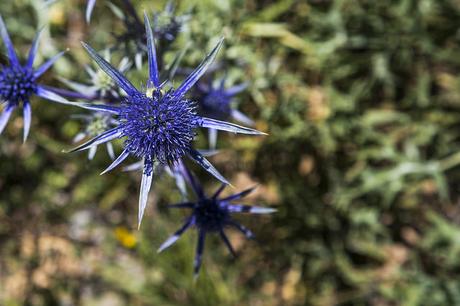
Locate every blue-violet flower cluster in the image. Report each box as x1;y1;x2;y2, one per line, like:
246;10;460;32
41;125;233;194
0;16;72;142
1;3;275;278
70;14;265;228
159;169;276;277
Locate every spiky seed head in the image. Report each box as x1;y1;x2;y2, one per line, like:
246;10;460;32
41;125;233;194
194;198;230;232
120;89;198;169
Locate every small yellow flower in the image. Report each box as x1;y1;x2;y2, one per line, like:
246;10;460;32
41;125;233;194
114;227;137;248
49;5;65;26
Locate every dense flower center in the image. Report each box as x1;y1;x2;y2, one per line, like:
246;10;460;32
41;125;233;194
194;198;229;231
0;66;37;104
201;90;231;120
120;89;198;167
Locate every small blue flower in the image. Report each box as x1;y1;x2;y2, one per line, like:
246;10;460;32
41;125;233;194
158;169;276;277
195;77;254;148
69;14;266;228
0;16;70;142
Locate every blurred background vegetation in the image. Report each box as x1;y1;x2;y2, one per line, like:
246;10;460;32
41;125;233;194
3;0;460;305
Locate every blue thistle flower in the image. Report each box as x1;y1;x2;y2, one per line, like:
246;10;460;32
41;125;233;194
158;169;276;278
0;16;72;142
69;14;265;228
196;77;254;148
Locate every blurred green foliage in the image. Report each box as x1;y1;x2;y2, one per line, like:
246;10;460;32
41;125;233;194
3;0;460;305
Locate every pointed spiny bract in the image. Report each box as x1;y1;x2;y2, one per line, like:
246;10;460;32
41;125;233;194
59;50;131;101
194;77;254;148
0;15;69;142
72;112;117;160
158;178;276;277
86;0;97;23
74;14;265;228
64;52;129;160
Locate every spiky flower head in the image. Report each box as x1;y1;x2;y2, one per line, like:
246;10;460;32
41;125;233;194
120;89;198;170
0;15;73;142
0;65;37;104
158;169;276;277
69;13;265;228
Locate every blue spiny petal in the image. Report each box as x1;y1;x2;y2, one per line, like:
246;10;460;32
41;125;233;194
188;149;230;185
158;216;194;253
22;99;31;142
219;230;236;257
27;29;42;68
0;15;19;66
100;149;130;175
221;185;258;202
227;204;277;214
194;230;206;278
34;50;66;78
86;0;97;23
173;38;224;99
212;184;226;199
226;83;248;96
144;13;160;87
0;103;15;134
66;127;122;153
138;164;154;229
200;117;266;135
81;42;138;96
